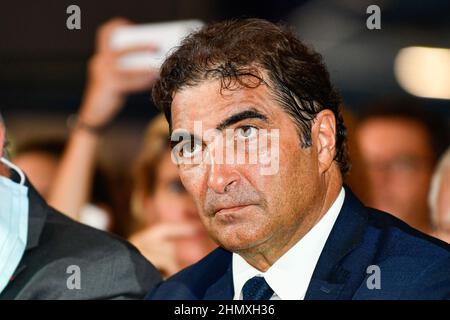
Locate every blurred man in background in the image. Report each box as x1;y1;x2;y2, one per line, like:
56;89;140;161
13;139;64;198
429;147;450;243
356;98;448;234
0;111;161;299
12;139;113;230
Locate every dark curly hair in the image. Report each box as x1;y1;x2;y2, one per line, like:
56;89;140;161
152;18;349;174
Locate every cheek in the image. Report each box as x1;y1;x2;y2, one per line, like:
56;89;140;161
394;173;430;195
243;142;314;213
279;139;314;181
153;195;184;222
152;196;168;218
179;168;207;207
153;193;200;225
278;143;318;208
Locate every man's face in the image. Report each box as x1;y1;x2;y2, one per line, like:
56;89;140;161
170;79;323;252
357;117;434;223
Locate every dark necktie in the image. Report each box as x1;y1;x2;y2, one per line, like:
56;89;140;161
242;276;274;300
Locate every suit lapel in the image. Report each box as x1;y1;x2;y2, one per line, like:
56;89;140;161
202;186;370;300
305;186;369;300
25;181;47;251
203;261;234;299
305;280;346;300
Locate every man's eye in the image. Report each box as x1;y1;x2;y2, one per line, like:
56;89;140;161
236;126;258;140
179;140;202;158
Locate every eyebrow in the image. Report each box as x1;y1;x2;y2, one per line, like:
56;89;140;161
170;108;269;149
215;108;268;131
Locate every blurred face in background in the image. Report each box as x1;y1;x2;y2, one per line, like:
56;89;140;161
141;149;216;268
435;169;450;232
357;117;434;232
13;152;59;198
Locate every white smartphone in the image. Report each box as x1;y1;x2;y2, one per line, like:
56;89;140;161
110;19;204;70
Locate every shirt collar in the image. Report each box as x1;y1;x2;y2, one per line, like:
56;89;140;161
232;187;345;300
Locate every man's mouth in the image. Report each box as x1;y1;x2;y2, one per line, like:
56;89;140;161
214;204;252;216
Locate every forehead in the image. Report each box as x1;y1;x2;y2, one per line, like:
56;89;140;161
171;79;280;131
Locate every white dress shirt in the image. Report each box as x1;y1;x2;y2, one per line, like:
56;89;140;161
232;187;345;300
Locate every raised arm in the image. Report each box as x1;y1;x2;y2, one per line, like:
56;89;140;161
48;18;158;220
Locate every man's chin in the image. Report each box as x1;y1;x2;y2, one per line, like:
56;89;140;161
205;213;272;251
213;230;270;253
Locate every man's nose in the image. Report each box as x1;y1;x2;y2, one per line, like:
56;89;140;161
207;162;240;194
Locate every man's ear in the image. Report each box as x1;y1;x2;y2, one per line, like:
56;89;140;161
312;109;337;174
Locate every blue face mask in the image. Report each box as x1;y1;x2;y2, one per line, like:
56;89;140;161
0;157;28;294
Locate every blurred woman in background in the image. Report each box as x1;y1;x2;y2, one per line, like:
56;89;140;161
47;18;216;277
128;115;216;277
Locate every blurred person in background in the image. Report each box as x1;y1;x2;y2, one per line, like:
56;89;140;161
48;18;216;276
12;139;113;230
356;97;448;234
429;147;450;243
340;110;372;205
128;114;216;277
0;111;161;299
47;18;158;220
13;139;64;198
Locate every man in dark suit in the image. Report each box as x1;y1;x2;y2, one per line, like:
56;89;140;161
0;114;162;299
146;18;450;300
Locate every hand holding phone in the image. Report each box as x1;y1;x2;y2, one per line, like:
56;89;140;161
110;19;204;70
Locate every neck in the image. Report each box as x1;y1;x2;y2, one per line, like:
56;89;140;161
238;166;343;271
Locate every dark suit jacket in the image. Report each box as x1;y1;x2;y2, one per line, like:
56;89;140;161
0;176;162;299
147;186;450;300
